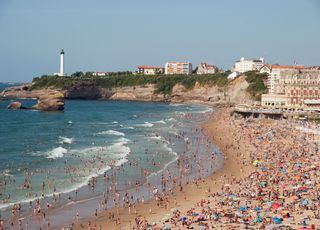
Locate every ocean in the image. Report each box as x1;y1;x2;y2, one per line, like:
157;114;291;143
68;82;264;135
0;83;222;227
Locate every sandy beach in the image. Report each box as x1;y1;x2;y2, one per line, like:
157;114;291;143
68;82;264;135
59;107;320;230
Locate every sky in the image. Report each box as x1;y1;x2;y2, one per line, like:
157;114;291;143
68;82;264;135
0;0;319;82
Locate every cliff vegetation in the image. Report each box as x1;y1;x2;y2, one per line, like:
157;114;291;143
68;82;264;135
244;71;268;101
30;73;228;95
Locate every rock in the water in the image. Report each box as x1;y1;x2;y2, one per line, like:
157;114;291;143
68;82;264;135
31;91;65;111
7;91;65;111
7;101;22;110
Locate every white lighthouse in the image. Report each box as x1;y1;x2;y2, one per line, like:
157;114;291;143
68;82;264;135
59;49;65;76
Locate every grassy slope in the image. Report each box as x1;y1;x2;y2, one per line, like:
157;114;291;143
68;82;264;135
244;71;268;101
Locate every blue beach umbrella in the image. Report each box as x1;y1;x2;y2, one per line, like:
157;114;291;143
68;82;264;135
259;181;268;187
272;217;282;224
239;206;247;211
179;216;188;221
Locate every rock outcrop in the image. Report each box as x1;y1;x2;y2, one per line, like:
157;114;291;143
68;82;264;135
7;101;23;110
31;91;65;111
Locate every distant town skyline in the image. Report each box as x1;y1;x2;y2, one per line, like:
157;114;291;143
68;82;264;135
0;0;320;82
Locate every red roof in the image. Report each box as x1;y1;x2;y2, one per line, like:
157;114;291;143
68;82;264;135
262;64;305;70
137;66;164;69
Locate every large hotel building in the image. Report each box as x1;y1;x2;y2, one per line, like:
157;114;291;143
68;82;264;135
261;67;320;108
165;62;193;75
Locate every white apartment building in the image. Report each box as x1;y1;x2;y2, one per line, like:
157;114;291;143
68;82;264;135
165;62;192;75
233;57;264;73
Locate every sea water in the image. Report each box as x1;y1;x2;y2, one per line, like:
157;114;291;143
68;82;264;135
0;83;222;227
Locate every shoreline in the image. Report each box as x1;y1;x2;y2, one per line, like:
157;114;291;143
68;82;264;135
67;107;254;230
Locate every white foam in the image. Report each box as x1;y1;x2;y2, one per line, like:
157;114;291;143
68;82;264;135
136;122;154;127
166;117;177;122
123;126;135;130
58;136;74;144
68;120;73;124
46;147;67;159
97;130;125;136
169;103;184;106
112;121;118;124
149;135;162;140
153;120;166;124
191;107;214;114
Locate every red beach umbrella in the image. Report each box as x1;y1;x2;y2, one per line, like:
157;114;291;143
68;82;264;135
271;202;281;210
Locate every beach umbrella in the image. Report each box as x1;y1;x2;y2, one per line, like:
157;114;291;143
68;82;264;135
179;216;188;221
278;195;286;199
254;206;263;211
239;206;247;211
162;213;171;222
253;160;260;166
297;186;308;192
197;213;205;220
192;213;199;217
228;195;238;200
301;199;311;206
272;202;281;210
295;163;302;167
259;181;268;187
290;195;298;201
272;217;282;224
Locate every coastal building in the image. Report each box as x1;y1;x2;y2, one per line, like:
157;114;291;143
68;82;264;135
261;69;320;108
137;66;165;75
232;57;264;73
196;63;219;75
260;65;305;94
165;62;192;75
92;72;110;77
227;72;241;81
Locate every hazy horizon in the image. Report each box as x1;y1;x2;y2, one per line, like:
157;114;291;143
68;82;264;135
0;0;320;82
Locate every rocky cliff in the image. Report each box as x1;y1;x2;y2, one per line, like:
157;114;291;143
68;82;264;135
1;76;252;106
